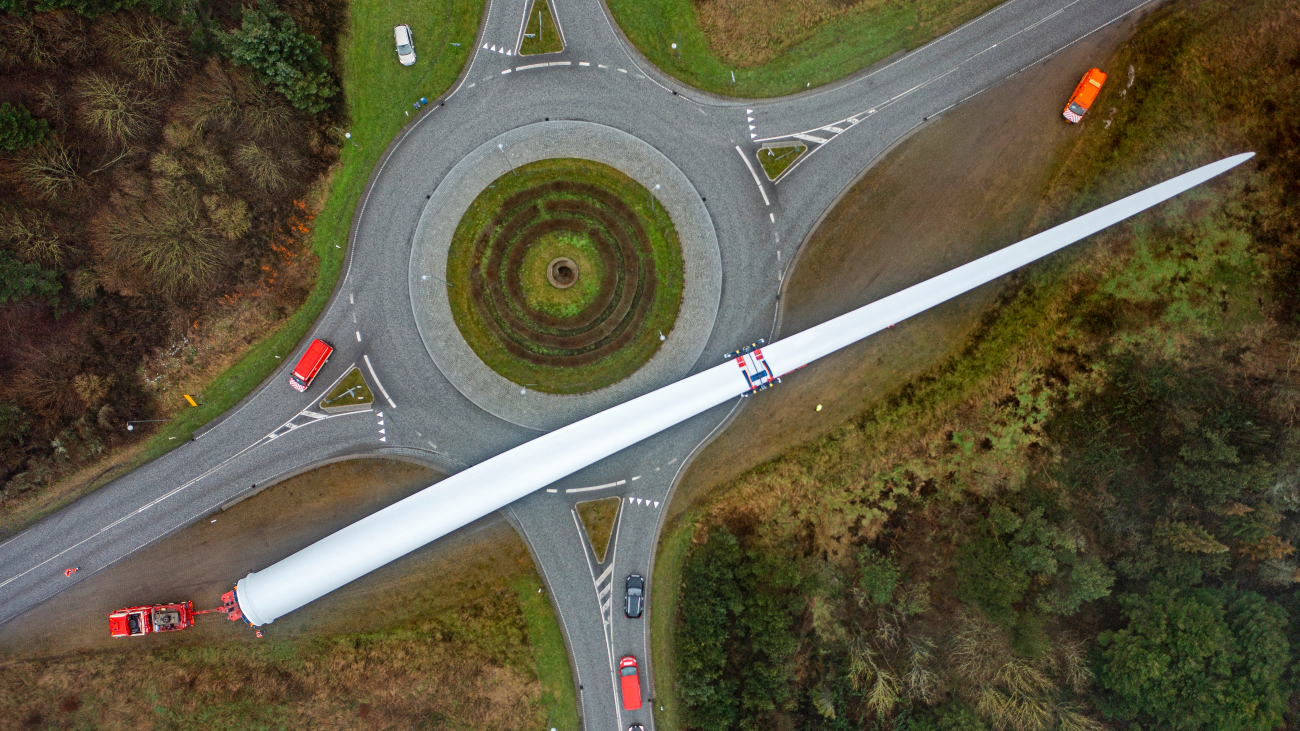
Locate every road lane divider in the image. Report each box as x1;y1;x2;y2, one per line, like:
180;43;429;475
363;354;396;408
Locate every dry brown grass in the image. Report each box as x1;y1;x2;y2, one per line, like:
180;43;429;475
697;0;892;66
0;590;544;731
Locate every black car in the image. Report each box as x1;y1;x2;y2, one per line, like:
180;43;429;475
624;574;645;618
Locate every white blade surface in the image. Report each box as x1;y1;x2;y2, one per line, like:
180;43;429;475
236;152;1253;626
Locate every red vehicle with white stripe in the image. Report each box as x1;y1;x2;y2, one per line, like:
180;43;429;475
290;339;334;392
1063;68;1107;123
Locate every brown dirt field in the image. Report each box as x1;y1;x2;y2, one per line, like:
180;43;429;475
0;458;529;659
670;18;1138;517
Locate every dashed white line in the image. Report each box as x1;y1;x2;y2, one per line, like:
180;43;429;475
579;61;590;67
362;354;396;408
617;68;627;73
355;330;361;342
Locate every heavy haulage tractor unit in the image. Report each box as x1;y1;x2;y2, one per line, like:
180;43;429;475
108;589;245;638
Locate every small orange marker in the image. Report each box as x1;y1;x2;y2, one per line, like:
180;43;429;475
64;567;78;577
183;395;199;407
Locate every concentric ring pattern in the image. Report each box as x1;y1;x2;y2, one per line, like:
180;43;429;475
446;158;684;394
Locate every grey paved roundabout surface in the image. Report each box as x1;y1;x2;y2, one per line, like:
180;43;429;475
410;120;722;430
0;0;1162;729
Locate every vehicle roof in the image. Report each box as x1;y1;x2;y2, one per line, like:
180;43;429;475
619;655;637;666
394;25;411;42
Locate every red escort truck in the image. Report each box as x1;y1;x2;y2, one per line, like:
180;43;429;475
290;338;334;392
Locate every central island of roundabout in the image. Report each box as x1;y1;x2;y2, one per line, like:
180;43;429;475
411;121;722;430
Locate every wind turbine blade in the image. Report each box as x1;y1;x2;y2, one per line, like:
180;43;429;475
233;152;1252;626
764;152;1255;376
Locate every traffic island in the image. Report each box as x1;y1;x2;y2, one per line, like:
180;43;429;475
318;367;375;413
520;0;563;55
446;158;685;395
576;497;620;563
757;143;807;181
410;121;721;430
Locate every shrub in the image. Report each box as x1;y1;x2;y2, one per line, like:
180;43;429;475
102;188;221;297
0;209;64;265
222;0;336;114
18;139;79;200
77;73;155;146
0;250;61;305
0;102;48;151
856;546;900;605
234;141;290;191
112;14;187;86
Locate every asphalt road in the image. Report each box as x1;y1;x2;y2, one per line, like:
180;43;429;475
0;0;1159;728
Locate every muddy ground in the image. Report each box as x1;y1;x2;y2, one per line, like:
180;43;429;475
671;17;1140;514
0;459;530;659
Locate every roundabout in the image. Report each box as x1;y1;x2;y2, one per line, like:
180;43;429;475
446;158;685;395
411;121;722;431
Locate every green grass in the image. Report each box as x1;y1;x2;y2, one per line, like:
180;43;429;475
650;511;697;731
519;230;605;317
514;572;581;731
446;158;685;394
63;0;485;499
757;144;806;181
318;367;374;409
520;0;564;55
605;0;1004;97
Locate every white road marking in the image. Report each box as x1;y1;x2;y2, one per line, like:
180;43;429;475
501;68;512;75
363;354;396;408
566;479;627;493
617;68;627;73
579;61;590;66
791;132;827;144
734;146;771;206
355;331;361;342
546;488;558;493
598;64;608;68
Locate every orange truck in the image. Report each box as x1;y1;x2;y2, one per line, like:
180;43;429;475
1063;68;1107;123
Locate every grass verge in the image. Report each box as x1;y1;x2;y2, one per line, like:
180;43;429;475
521;0;564;55
513;572;582;731
757;144;806;180
0;0;485;539
606;0;1003;97
650;509;697;731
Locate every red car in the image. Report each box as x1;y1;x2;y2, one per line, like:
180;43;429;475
619;655;642;710
109;602;194;638
290;338;334;392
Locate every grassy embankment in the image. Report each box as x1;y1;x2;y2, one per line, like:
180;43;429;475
0;0;485;538
520;0;563;55
654;0;1300;728
446;157;684;394
606;0;1002;97
757;144;806;180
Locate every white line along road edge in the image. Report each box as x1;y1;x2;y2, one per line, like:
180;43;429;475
233;153;1254;626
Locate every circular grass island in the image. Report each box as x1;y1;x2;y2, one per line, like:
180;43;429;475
445;158;684;394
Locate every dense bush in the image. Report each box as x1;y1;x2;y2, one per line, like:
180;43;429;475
0;103;48;151
0;251;60;306
223;0;336;114
1097;584;1290;731
677;528;805;731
